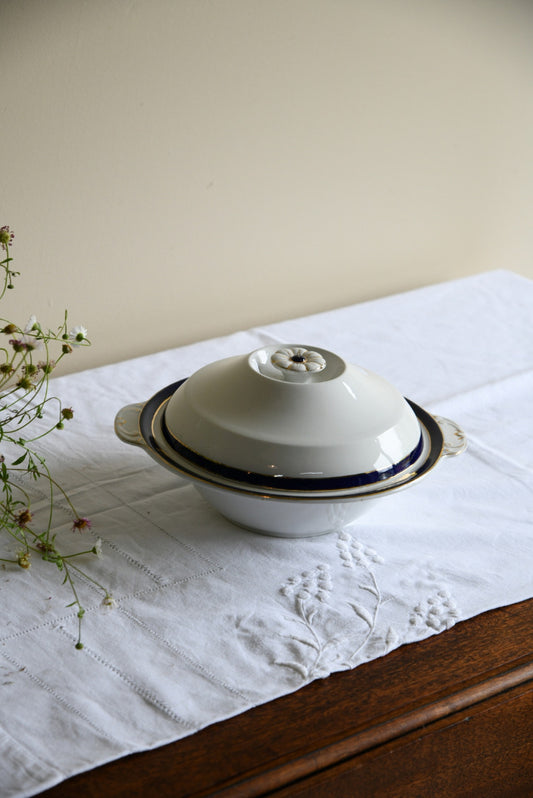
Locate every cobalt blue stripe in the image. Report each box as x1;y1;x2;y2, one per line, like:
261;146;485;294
142;379;427;492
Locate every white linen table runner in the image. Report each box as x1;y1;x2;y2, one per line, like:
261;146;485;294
1;270;532;797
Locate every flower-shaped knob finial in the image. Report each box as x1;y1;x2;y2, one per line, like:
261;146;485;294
271;347;326;380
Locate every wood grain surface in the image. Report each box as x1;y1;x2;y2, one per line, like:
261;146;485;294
39;599;533;797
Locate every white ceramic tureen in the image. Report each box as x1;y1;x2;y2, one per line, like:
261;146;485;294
115;345;466;537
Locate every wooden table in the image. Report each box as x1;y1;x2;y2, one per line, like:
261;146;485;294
40;598;533;797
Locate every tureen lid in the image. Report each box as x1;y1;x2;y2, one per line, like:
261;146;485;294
161;344;422;486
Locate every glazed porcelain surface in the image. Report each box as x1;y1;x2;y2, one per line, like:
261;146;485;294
114;343;467;537
135;385;441;497
163;344;422;482
193;482;377;538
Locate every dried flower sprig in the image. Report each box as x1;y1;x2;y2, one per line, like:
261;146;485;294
0;226;111;648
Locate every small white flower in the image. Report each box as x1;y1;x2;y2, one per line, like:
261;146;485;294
93;537;103;557
101;593;116;609
9;333;43;351
69;325;88;347
24;315;38;332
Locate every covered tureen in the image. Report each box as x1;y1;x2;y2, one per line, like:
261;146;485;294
115;345;466;537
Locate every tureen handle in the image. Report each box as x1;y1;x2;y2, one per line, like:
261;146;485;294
435;415;467;457
114;403;145;447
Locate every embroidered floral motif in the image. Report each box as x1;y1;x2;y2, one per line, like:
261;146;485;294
272;533;460;684
400;561;460;635
409;589;459;633
280;563;332;605
276;565;336;678
275;533;394;680
337;530;384;569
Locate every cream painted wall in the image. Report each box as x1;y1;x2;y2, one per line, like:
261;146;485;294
2;0;532;374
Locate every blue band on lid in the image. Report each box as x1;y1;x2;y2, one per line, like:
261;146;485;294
142;379;426;492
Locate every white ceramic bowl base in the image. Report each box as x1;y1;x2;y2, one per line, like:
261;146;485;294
195;483;378;538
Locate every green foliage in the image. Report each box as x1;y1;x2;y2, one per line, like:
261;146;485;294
0;226;112;648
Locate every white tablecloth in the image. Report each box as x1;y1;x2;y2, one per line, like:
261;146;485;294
1;270;532;797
